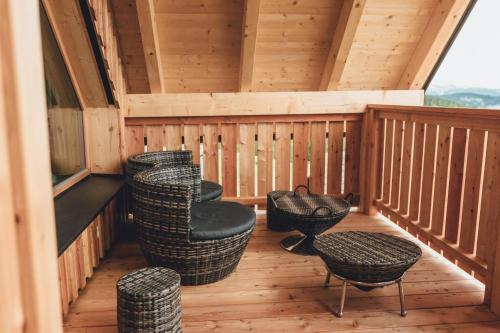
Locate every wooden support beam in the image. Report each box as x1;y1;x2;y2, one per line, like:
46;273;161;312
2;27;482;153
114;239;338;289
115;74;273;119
42;0;108;108
239;0;261;92
1;0;63;331
135;0;164;93
319;0;366;91
397;0;471;89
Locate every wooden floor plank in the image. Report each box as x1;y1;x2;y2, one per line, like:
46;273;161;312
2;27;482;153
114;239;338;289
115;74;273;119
63;213;498;332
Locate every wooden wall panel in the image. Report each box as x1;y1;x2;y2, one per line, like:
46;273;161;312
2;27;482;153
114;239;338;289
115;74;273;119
309;122;326;194
221;124;237;196
275;123;292;191
146;125;165;151
459;130;485;254
430;126;451;236
125;125;145;158
57;199;120;317
183;124;201;164
203;124;219;182
327;121;344;195
164;124;182;150
344;121;361;196
257;123;273;198
444;128;467;244
292;122;309;188
239;123;256;196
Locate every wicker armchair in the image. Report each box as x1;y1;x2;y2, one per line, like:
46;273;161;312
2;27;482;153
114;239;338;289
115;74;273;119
133;165;255;285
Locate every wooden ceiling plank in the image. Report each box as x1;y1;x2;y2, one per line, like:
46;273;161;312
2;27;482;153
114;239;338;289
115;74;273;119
239;0;261;92
397;0;471;90
319;0;366;91
135;0;164;93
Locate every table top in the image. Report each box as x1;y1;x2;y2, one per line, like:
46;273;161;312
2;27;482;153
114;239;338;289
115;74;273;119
314;231;422;266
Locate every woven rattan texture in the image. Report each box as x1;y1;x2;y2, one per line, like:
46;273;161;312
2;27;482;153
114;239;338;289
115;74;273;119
133;167;254;285
314;231;422;283
117;267;182;333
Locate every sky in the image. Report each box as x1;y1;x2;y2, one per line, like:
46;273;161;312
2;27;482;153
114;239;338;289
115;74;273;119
428;0;500;90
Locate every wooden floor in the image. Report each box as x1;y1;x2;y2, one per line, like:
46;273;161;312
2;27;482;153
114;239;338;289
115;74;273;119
63;213;500;332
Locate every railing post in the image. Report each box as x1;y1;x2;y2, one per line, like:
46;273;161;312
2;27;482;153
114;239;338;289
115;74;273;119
359;107;379;216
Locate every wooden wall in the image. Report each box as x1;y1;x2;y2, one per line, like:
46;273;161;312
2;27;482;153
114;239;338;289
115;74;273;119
0;0;63;332
58;198;122;316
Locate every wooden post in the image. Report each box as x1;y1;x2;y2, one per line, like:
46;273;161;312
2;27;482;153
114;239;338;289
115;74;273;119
359;108;380;215
0;0;63;332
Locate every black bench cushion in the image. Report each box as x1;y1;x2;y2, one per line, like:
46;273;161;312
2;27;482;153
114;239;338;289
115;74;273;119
190;201;256;240
201;180;223;201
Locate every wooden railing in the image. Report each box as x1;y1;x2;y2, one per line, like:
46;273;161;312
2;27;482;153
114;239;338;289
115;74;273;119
363;105;500;304
124;113;363;205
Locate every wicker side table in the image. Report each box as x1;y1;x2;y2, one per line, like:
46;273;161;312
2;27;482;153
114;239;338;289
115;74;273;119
117;267;182;332
314;232;422;317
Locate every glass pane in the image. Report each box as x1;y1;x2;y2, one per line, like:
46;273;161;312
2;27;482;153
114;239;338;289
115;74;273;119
426;0;500;108
40;5;86;186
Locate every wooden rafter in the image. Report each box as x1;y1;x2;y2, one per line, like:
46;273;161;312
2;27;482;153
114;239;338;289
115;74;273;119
397;0;471;89
135;0;164;93
319;0;366;91
239;0;261;92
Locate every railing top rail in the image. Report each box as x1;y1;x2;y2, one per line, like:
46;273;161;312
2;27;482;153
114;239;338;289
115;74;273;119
367;104;500;119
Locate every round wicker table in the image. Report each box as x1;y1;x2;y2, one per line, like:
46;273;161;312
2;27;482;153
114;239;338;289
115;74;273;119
267;186;351;255
117;267;182;332
314;231;422;317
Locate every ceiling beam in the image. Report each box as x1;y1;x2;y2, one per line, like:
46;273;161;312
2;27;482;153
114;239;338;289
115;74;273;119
397;0;471;89
319;0;366;91
135;0;164;93
239;0;261;92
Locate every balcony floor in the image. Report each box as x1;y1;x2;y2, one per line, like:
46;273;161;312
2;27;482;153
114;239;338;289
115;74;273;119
63;212;500;332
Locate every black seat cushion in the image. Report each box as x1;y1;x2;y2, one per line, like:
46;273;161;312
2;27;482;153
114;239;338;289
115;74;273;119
190;201;256;240
201;180;223;201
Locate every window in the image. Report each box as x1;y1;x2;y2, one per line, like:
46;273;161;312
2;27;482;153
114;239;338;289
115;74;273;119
425;0;500;108
40;5;86;186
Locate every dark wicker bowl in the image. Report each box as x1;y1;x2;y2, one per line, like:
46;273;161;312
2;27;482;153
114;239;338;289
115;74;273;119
314;231;422;283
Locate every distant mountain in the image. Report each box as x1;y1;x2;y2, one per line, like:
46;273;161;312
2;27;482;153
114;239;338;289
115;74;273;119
425;85;500;109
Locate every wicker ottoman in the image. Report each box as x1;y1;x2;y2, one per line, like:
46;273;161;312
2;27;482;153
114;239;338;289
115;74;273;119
267;186;351;255
314;231;422;317
117;267;182;332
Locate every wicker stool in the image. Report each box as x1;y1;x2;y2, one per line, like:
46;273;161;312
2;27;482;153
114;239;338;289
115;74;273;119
117;267;182;332
314;231;422;317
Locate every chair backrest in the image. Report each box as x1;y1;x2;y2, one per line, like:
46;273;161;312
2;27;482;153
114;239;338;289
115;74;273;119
133;165;200;240
126;150;193;183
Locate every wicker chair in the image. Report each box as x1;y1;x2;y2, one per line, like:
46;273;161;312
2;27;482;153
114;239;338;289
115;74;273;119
133;165;255;285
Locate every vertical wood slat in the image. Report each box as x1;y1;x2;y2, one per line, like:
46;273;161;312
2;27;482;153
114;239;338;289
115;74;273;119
292;122;309;188
145;125;164;152
327;121;344;195
375;119;385;200
275;123;292;191
409;123;425;221
221;124;237;196
444;128;467;243
257;123;273;198
399;121;414;215
165;124;182;150
390;120;404;209
125;125;144;158
430;126;452;236
459;130;486;254
382;119;394;203
239;123;256;197
345;121;361;196
419;124;438;228
183;124;201;164
202;124;219;182
478;132;500;307
309;122;326;194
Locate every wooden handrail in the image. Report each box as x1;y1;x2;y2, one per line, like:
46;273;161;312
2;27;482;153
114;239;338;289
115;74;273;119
367;104;500;118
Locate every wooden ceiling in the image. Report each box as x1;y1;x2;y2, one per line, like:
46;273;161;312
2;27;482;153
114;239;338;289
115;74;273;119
111;0;471;94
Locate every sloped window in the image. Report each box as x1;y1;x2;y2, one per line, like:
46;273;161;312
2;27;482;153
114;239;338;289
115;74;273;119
40;5;86;186
425;0;500;108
